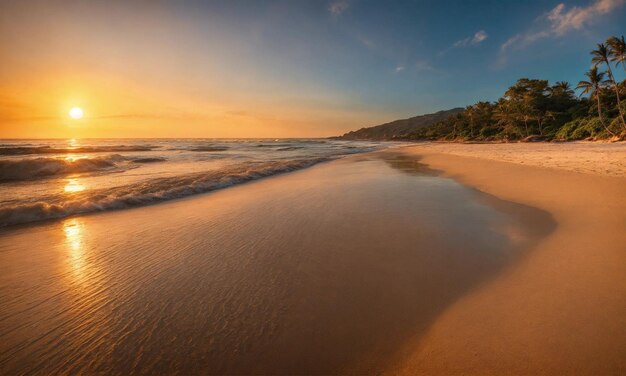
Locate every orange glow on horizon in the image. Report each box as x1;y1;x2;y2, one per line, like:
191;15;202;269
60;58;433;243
0;69;390;139
0;1;401;139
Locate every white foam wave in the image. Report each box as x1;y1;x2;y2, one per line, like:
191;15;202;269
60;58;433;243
0;158;328;227
0;145;155;155
0;155;126;182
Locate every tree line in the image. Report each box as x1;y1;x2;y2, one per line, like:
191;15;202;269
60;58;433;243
409;36;626;141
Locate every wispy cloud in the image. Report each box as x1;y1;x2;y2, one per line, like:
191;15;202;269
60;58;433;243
328;0;350;17
548;0;624;34
392;61;435;74
501;0;625;53
439;30;488;56
453;30;489;48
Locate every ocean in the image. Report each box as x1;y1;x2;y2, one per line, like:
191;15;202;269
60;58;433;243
0;139;386;227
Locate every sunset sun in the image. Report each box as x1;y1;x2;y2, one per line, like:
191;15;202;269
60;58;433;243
69;107;84;119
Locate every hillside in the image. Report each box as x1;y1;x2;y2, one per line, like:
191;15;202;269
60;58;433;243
334;108;463;140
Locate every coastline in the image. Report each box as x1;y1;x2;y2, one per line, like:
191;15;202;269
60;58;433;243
386;143;626;375
0;148;552;375
0;142;624;374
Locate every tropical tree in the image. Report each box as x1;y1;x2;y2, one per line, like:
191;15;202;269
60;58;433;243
465;105;476;138
451;114;465;139
576;67;615;136
591;43;626;129
503;78;550;135
550;81;575;98
548;81;576;113
395;39;626;141
494;98;522;137
607;35;626;74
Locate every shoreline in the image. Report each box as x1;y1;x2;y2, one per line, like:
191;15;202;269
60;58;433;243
1;142;624;374
0;149;552;375
386;144;626;374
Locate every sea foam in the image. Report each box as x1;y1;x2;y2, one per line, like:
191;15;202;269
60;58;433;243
0;155;123;181
0;158;328;227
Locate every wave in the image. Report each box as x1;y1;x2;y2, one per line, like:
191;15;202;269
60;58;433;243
0;155;125;182
164;145;229;152
0;154;171;182
0;145;155;155
189;146;229;152
256;143;292;148
132;157;167;163
294;140;328;144
0;157;329;227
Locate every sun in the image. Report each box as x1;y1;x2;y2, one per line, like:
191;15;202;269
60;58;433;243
69;107;84;119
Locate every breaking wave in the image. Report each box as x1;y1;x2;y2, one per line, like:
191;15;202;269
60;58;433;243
132;157;167;163
0;158;329;227
0;155;126;182
0;145;155;155
189;146;230;152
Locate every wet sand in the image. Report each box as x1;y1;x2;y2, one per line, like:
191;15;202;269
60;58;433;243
389;144;626;375
0;152;552;375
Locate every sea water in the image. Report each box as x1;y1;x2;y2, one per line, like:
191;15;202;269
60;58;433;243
0;139;385;227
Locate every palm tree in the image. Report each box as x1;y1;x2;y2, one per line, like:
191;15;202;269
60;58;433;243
577;67;615;136
551;81;575;97
465;105;475;138
591;43;626;129
607;35;626;74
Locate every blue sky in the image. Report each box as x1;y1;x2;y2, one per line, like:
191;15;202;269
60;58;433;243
196;0;625;114
1;0;625;137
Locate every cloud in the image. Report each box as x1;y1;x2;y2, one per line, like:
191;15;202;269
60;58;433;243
328;0;349;16
453;30;489;48
392;61;434;74
501;0;625;52
472;30;489;44
548;0;624;34
439;30;488;55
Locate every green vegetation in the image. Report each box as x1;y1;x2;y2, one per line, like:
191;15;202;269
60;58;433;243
336;36;626;141
408;36;626;141
338;36;626;142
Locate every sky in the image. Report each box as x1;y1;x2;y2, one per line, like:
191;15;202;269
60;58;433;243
0;0;625;138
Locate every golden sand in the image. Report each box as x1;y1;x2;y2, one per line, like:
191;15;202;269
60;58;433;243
387;143;626;375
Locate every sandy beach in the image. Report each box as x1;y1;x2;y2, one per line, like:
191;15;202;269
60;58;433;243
402;141;626;176
4;1;626;374
388;141;626;375
0;142;624;374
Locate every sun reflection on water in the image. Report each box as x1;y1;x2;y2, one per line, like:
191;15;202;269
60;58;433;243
64;178;85;193
63;218;86;279
64;154;86;162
